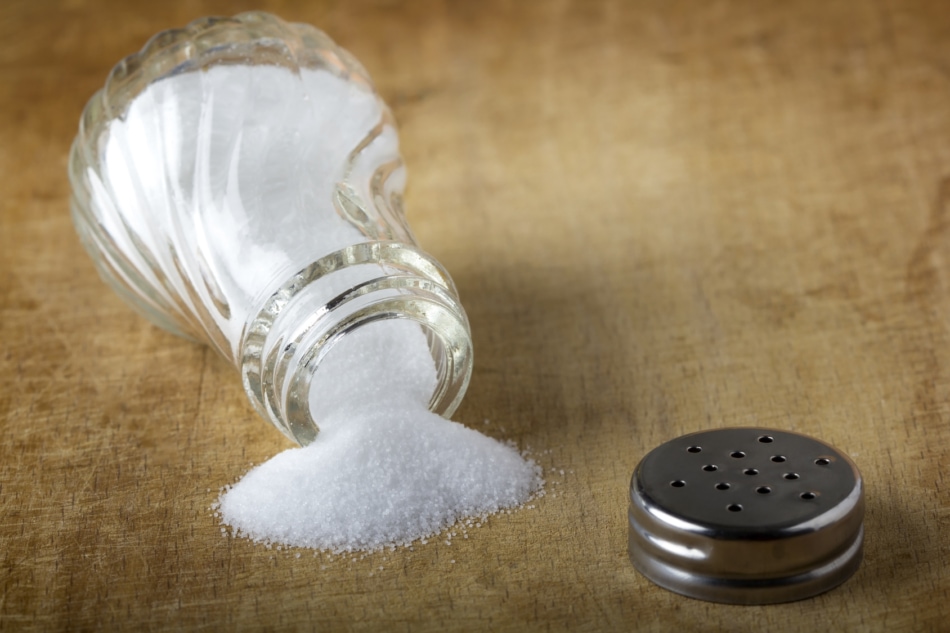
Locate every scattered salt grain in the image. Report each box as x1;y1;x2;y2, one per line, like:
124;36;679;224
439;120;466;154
217;321;543;551
216;324;544;551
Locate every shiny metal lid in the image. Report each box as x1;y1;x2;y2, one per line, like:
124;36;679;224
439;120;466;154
628;428;864;604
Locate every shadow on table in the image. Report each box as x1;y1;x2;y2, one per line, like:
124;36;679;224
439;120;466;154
841;489;936;604
450;254;657;445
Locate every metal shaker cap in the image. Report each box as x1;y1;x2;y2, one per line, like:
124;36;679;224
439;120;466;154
628;428;864;604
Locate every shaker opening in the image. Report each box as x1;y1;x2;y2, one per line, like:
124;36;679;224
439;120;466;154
307;318;440;431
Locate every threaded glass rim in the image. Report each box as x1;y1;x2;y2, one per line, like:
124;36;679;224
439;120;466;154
240;241;472;445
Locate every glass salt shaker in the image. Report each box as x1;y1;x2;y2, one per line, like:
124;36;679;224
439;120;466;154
68;12;473;445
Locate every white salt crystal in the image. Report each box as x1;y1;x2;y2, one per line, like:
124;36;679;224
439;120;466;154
217;366;542;552
223;318;543;551
99;62;542;551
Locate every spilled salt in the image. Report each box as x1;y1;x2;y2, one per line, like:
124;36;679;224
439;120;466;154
94;61;543;551
218;319;543;552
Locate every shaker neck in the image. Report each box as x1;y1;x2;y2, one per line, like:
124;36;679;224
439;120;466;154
238;241;472;446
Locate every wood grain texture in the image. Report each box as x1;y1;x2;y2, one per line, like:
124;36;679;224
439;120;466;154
2;0;949;630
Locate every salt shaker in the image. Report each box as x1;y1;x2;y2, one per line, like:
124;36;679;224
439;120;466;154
68;12;473;445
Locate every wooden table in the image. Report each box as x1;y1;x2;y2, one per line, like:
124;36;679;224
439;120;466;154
2;0;948;630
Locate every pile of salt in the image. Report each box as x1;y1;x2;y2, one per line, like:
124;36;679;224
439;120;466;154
218;320;543;552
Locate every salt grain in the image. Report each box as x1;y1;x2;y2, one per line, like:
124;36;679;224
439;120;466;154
217;382;542;551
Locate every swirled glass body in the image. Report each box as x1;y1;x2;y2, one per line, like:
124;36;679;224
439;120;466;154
68;12;472;445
